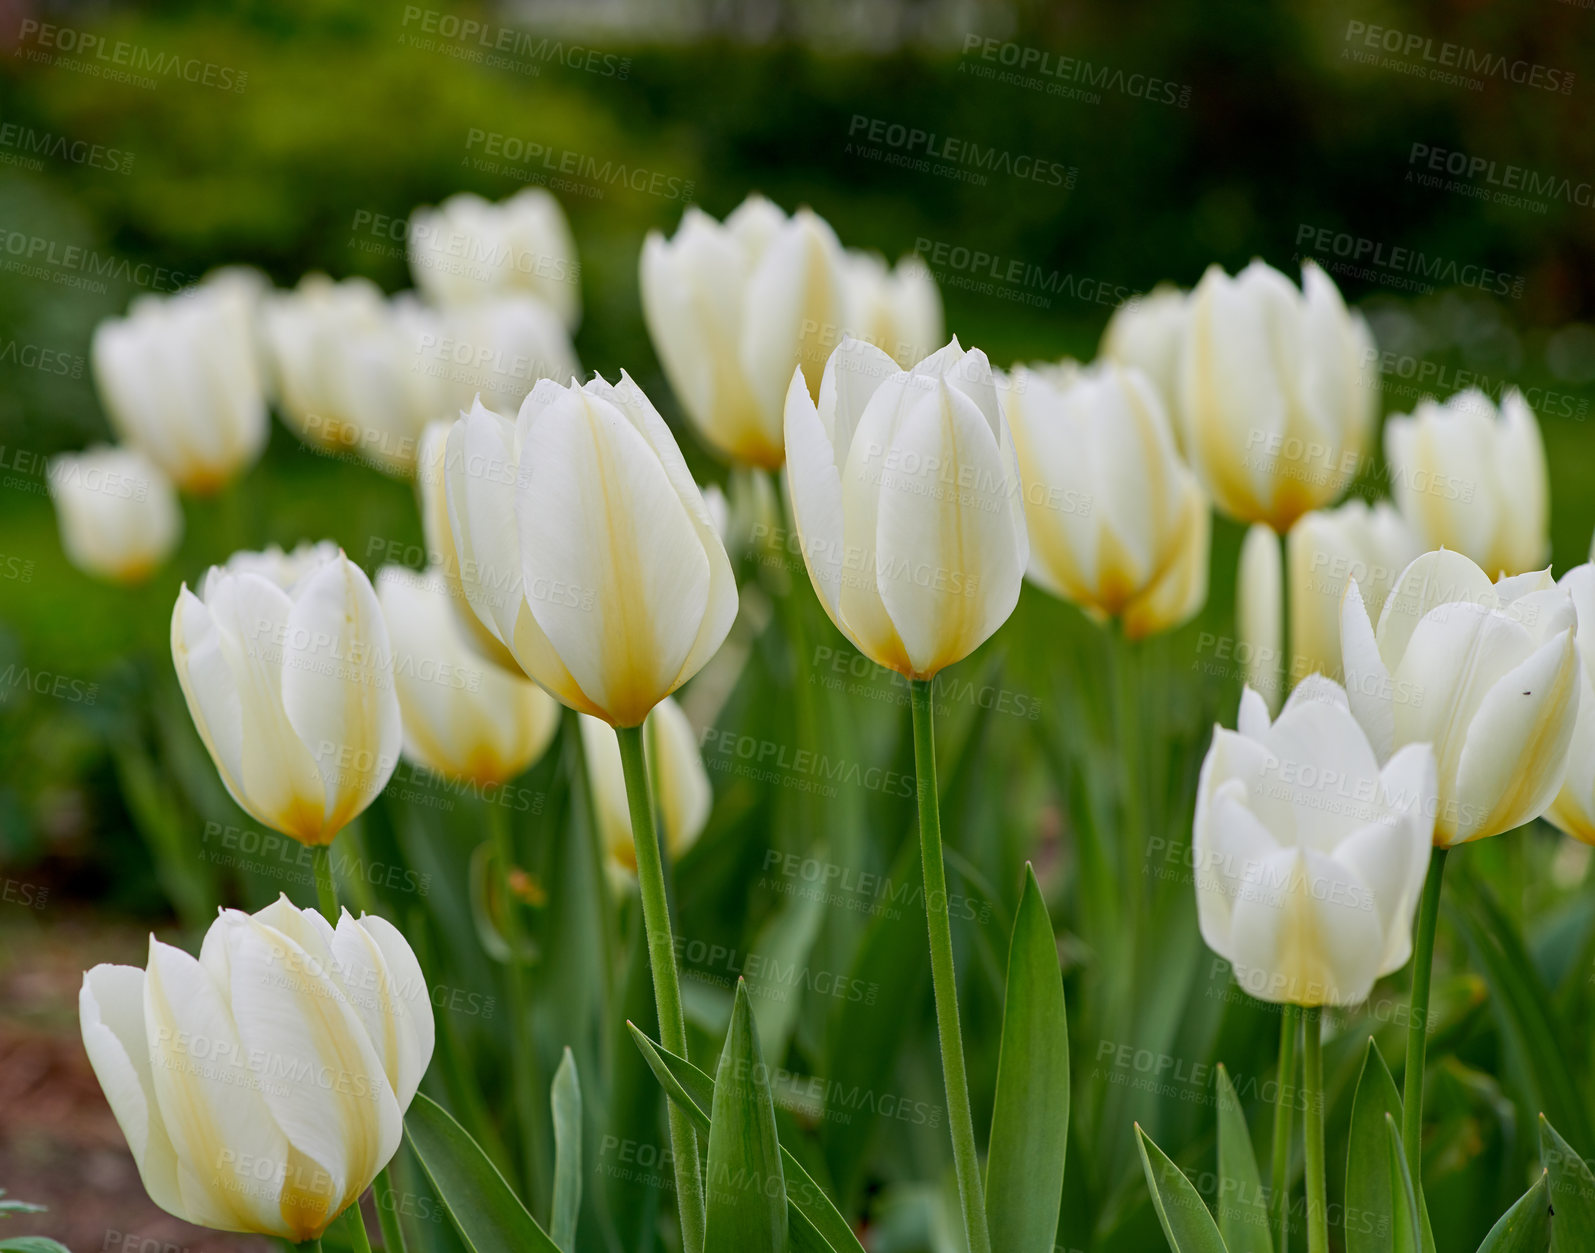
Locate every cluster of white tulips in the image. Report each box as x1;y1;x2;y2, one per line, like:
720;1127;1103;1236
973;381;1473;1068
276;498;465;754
59;185;1590;1253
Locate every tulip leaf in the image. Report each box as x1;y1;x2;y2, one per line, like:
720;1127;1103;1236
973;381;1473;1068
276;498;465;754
1539;1114;1595;1252
1135;1123;1227;1253
403;1092;561;1253
549;1048;581;1253
704;980;787;1253
0;1241;73;1253
627;1021;867;1253
1386;1114;1421;1253
1214;1063;1272;1253
1475;1170;1551;1253
984;864;1068;1253
1346;1039;1403;1253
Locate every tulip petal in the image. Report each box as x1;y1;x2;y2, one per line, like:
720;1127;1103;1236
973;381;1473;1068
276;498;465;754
1192;778;1280;963
783;366;850;632
1341;578;1394;761
172;587;249;818
331;912;435;1109
445;406;525;650
1377;549;1497;665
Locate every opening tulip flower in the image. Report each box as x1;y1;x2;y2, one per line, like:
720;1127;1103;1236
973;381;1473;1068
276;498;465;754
171;543;402;846
1194;677;1437;1007
79;896;434;1241
783;335;1028;680
49;444;183;585
1341;549;1581;846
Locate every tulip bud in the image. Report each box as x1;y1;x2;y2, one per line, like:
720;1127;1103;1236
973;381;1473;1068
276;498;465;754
409;188;581;329
1237;523;1282;710
171;544;402;845
80;895;434;1240
1383;388;1548;577
1100;285;1189;448
92;278;269;493
1004;360;1208;639
578;698;710;889
49;445;182;584
783;336;1028;679
842;249;944;369
375;565;560;784
1545;564;1595;843
1194;677;1437;1007
443;378;737;728
1341;549;1581;845
640;195;850;468
1180;259;1376;531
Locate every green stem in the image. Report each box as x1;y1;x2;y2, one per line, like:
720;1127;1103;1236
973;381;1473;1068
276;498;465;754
909;679;992;1253
372;1163;409;1253
570;717;618;1078
291;1240;322;1253
1302;1006;1328;1253
1271;1004;1300;1252
1402;847;1448;1188
617;721;706;1253
335;1199;375;1253
311;842;339;924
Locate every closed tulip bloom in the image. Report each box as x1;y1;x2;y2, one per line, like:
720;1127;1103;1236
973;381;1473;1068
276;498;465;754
1546;564;1595;842
1180;259;1376;532
375;566;559;784
1342;549;1581;845
409;188;581;329
1195;677;1437;1006
843;249;944;368
1384;388;1548;577
1004;361;1208;638
578;698;710;888
444;378;737;728
80;895;433;1240
1288;500;1419;683
49;445;182;584
92;280;269;493
1100;285;1189;446
171;545;402;845
784;336;1028;679
640;194;849;468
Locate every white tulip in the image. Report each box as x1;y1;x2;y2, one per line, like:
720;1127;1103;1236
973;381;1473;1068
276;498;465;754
1180;259;1376;531
1004;360;1208;638
408;188;581;328
579;698;710;889
1237;523;1283;709
640;194;849;467
375;566;560;784
1546;564;1595;843
171;544;402;845
1100;285;1189;446
783;336;1028;679
1341;549;1581;845
429;295;580;418
1287;500;1419;683
1384;388;1548;577
444;378;737;728
92;280;268;492
842;248;944;368
49;445;183;584
80;895;433;1239
1194;677;1436;1007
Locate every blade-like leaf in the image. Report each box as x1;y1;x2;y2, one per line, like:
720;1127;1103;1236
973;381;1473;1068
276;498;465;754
704;981;787;1253
1347;1039;1402;1253
1215;1064;1272;1253
1539;1114;1595;1252
985;864;1069;1253
0;1241;73;1253
1135;1123;1227;1253
1386;1114;1420;1253
403;1092;561;1253
1476;1171;1551;1253
550;1048;581;1253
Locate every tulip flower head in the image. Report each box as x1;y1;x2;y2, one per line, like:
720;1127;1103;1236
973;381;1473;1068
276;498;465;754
1195;677;1437;1006
783;336;1028;679
80;896;434;1239
1384;388;1548;577
1180;259;1376;532
1100;284;1189;446
1004;360;1208;638
49;445;182;584
443;377;737;728
1341;549;1581;845
376;565;560;784
171;544;402;845
1545;563;1595;843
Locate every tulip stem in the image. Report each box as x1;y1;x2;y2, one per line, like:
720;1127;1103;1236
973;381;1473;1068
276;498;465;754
909;679;992;1253
1270;1004;1299;1251
1402;846;1447;1188
372;1161;409;1253
335;1200;375;1253
1302;1006;1329;1253
616;721;706;1253
311;843;339;924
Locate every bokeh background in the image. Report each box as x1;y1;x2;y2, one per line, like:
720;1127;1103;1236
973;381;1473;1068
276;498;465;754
2;1;1594;1250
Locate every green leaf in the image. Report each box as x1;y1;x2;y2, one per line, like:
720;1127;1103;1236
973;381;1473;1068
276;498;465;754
628;1022;867;1253
0;1240;73;1253
1214;1064;1272;1253
1475;1170;1551;1253
549;1048;581;1253
704;980;787;1253
1135;1123;1227;1253
403;1092;561;1253
1386;1114;1420;1253
1346;1039;1403;1253
1539;1114;1595;1252
984;864;1069;1253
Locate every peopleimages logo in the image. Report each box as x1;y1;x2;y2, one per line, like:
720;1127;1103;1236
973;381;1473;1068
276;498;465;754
1341;20;1575;94
845;115;1076;189
1407;143;1594;213
1293;224;1526;299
